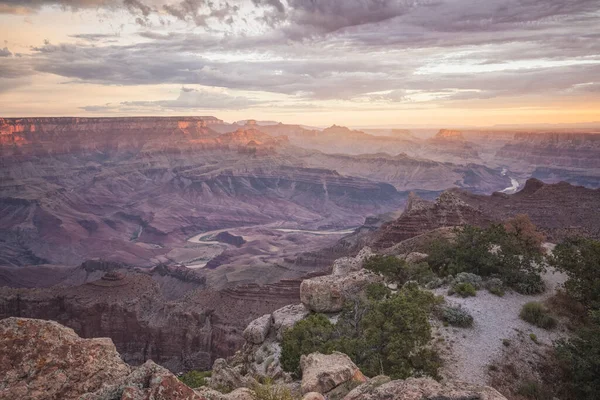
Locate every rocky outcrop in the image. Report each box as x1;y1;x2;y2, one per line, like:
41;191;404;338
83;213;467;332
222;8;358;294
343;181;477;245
272;303;309;340
243;314;271;345
300;270;382;312
299;352;367;395
331;246;374;276
209;358;256;392
372;191;493;249
0;269;301;373
343;377;507;400
496;132;600;170
215;232;246;247
433;129;465;140
0;317;204;400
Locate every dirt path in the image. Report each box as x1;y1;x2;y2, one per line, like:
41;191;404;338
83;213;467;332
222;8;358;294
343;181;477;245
433;268;566;385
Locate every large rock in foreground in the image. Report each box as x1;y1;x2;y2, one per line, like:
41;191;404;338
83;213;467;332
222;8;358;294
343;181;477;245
242;314;271;345
300;271;381;312
0;317;204;400
300;352;367;395
344;377;507;400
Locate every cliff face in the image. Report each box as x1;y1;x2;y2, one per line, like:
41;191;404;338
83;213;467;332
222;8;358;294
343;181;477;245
0;264;302;373
370;178;600;249
495;132;600;170
0;117;404;267
0;317;206;400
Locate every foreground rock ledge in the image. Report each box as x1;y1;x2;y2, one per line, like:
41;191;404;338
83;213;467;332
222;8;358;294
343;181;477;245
0;317;205;400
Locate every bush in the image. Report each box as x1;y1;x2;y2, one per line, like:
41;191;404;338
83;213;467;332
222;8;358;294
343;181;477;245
549;238;600;400
280;314;334;377
453;272;483;289
451;282;477;297
530;333;538;343
551;237;600;309
280;285;440;380
512;272;545;295
427;217;546;293
517;380;552;400
251;379;298;400
485;278;505;296
520;302;557;329
364;255;410;284
179;370;211;389
439;306;474;327
363;256;436;285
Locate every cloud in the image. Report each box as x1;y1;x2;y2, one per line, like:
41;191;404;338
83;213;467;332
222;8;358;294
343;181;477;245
160;0;239;26
69;33;120;41
81;87;264;112
0;0;119;14
0;47;12;57
124;0;151;16
2;0;600;111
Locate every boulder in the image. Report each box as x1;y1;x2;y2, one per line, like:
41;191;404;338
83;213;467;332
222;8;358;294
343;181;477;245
300;352;367;395
332;247;374;276
272;304;309;339
300;271;382;313
209;358;254;392
224;388;255;400
243;314;272;344
341;375;391;400
302;393;326;400
343;377;507;400
0;317;204;400
404;252;428;264
85;360;203;400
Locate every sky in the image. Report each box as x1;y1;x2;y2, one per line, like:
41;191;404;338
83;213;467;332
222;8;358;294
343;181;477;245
0;0;599;127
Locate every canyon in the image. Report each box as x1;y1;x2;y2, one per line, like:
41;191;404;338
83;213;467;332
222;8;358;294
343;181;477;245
1;117;600;379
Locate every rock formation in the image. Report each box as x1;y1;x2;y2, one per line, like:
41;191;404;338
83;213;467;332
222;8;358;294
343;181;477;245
300;352;367;395
300;270;382;313
371;178;600;249
0;317;205;400
0;117;410;270
0;265;302;373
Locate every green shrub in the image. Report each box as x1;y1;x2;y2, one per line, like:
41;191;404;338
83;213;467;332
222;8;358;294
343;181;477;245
512;272;545;295
485;278;505;296
178;370;211;388
280;314;334;377
365;282;391;300
453;272;483;289
530;333;538;343
363;256;436;285
547;238;600;399
451;282;477;297
439;306;474;327
280;285;439;380
551;237;600;310
427;217;546;293
364;255;410;283
517;380;551;400
251;379;298;400
520;302;557;329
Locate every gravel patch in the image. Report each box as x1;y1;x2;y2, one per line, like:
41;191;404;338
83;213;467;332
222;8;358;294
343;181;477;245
432;268;567;386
